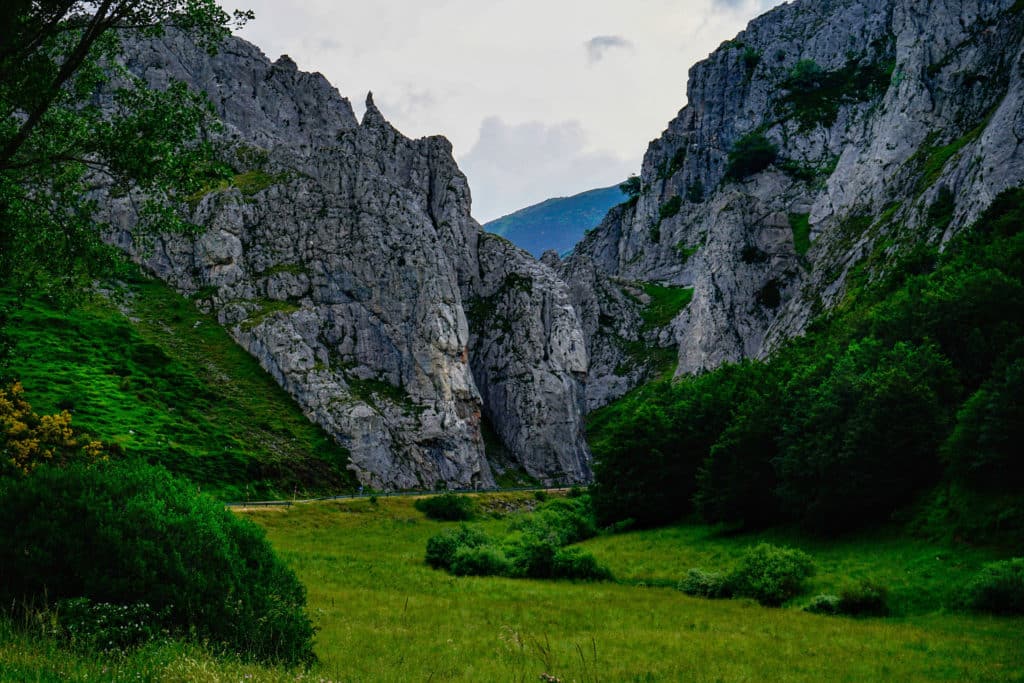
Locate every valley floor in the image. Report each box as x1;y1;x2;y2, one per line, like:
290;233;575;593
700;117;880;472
2;494;1022;682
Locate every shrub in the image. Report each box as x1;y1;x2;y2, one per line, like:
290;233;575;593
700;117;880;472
679;569;730;599
0;461;314;665
966;558;1024;615
414;493;476;521
727;544;815;606
449;544;513;577
659;196;683;221
506;534;560;578
804;594;841;615
534;490;550;502
837;580;889;616
57;598;169;651
424;525;493;570
551;547;613;581
725;133;777;180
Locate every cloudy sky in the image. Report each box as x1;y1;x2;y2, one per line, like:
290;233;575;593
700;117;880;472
221;0;786;222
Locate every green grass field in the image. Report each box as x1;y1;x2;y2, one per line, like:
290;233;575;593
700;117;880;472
5;493;1020;682
1;273;355;499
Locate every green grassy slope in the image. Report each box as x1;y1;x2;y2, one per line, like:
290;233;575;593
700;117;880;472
2;271;356;500
5;494;1021;681
484;184;626;257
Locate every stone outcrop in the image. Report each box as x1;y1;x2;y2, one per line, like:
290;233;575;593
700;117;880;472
563;0;1024;408
104;30;592;488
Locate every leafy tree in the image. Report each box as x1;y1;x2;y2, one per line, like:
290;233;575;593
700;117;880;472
725;132;778;180
0;0;251;299
619;174;641;198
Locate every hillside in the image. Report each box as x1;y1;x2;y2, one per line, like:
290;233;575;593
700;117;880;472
483;184;627;257
1;270;356;500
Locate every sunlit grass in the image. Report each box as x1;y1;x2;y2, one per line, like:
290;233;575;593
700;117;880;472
4;494;1023;681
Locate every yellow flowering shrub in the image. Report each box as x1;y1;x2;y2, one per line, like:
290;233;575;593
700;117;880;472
0;382;108;476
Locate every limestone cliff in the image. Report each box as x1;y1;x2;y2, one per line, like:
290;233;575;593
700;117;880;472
564;0;1024;408
104;30;591;488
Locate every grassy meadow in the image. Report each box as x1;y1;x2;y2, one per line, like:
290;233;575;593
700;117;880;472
6;492;1020;682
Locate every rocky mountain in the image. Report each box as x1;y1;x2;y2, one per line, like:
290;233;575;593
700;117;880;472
561;0;1024;409
483;184;627;257
102;30;590;489
98;0;1024;488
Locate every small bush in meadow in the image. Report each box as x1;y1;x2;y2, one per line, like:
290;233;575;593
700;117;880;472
804;594;842;615
838;579;889;616
414;493;476;521
679;569;731;599
424;525;493;570
966;558;1024;615
551;547;613;581
727;543;815;606
534;490;550;502
450;544;513;577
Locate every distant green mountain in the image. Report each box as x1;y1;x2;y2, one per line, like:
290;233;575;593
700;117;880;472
484;184;627;257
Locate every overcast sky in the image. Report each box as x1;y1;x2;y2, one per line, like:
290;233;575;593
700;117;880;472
221;0;786;222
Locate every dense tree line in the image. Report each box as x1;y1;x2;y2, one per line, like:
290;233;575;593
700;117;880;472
589;189;1024;540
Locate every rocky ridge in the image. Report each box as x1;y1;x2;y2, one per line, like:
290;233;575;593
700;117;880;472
562;0;1024;408
104;30;591;488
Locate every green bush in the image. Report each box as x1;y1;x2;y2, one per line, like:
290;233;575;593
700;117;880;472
659;196;683;220
679;569;730;599
424;525;493;570
837;580;889;616
449;544;512;577
506;534;560;578
725;133;778;180
414;493;476;521
966;558;1024;615
727;544;815;606
551;547;613;581
804;594;841;615
57;598;169;651
0;462;314;665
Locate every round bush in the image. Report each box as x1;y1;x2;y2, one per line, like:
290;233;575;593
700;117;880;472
424;525;492;570
727;543;815;607
966;558;1024;615
838;580;889;616
0;462;314;665
679;569;730;599
804;594;841;615
450;544;512;577
414;493;476;521
551;547;612;581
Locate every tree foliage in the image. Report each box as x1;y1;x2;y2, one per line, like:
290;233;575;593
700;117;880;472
589;188;1024;539
0;0;251;299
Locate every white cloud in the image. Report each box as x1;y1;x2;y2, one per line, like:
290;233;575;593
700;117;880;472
460;117;634;222
585;35;634;64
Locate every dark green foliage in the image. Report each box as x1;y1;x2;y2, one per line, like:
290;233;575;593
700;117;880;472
781;57;894;129
590;363;763;528
56;598;170;651
676;244;699;265
589;188;1024;540
686;179;705;203
659;196;683;221
414;493;477;521
619;175;642;198
450;544;512;577
726;544;815;607
0;462;314;665
423;496;610;581
837;580;890;616
927;186;956;232
657;148;688;180
804;594;842;615
742;48;761;77
679;569;731;599
965;558;1024;615
944;358;1024;490
424;525;491;570
725;133;778;180
551;547;614;581
756;280;782;308
789;213;811;256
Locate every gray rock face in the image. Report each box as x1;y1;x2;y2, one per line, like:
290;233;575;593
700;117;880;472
104;30;591;488
564;0;1024;407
